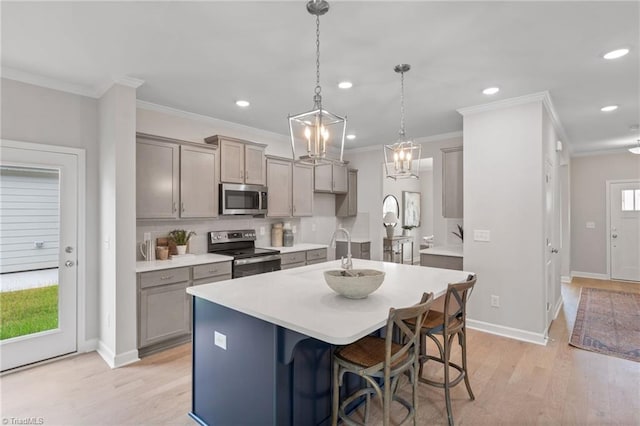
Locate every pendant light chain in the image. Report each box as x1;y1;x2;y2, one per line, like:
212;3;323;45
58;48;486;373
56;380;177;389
314;15;322;101
399;69;405;138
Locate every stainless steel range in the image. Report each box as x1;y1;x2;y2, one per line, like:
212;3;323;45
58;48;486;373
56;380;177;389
208;229;281;278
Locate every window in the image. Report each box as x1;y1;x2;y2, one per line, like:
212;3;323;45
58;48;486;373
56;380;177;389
621;189;640;211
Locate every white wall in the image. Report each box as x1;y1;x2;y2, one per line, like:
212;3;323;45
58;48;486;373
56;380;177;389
344;134;463;261
462;99;547;341
97;83;139;367
1;78;99;350
570;152;640;276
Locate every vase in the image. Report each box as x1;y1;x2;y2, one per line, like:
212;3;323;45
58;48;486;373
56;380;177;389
176;245;187;255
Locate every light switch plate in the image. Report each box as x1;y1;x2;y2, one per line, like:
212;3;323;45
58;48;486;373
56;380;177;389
259;226;265;236
214;331;227;350
474;230;491;242
292;225;297;234
586;222;595;229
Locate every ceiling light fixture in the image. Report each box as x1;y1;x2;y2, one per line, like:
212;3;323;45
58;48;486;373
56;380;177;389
603;48;630;60
482;87;500;95
629;140;640;155
235;100;250;107
338;81;353;89
383;64;421;180
601;105;619;112
346;134;356;140
289;0;346;165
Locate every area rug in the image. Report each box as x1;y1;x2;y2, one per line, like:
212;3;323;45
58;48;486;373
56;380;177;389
569;287;640;362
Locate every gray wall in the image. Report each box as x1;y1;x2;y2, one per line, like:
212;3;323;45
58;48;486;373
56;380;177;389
570;153;640;276
1;78;100;347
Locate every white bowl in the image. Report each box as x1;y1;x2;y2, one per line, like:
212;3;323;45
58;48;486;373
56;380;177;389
323;269;385;299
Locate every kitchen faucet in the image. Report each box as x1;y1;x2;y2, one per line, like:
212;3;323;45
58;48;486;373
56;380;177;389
330;227;353;270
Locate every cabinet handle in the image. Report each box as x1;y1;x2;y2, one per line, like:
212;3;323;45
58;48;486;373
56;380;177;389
160;275;174;280
172;202;177;213
245;170;248;180
208;269;217;274
181;202;185;213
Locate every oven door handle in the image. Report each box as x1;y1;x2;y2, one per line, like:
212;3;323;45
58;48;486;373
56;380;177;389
234;254;281;266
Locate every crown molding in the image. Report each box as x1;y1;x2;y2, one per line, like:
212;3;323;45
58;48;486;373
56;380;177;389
2;66;97;98
344;130;463;154
95;76;145;98
136;100;291;143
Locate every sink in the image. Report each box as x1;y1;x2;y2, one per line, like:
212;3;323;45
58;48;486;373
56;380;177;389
323;269;385;299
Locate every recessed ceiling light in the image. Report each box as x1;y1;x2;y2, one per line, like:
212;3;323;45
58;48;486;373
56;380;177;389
346;134;356;140
235;100;250;107
338;81;353;89
603;48;630;60
601;105;618;112
482;87;500;95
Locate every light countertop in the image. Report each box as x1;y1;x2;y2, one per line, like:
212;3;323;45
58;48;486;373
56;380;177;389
187;259;470;345
136;253;233;273
419;245;463;258
259;243;328;254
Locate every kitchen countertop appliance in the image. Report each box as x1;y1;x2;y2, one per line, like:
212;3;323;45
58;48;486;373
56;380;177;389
208;229;281;278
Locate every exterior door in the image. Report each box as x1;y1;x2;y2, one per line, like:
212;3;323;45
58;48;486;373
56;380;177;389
0;141;78;371
610;181;640;281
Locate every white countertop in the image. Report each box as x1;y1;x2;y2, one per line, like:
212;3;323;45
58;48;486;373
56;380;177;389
187;259;470;345
136;253;233;273
335;238;371;244
419;245;463;258
259;243;328;254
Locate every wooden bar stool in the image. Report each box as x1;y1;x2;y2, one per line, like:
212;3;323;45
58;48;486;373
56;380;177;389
414;274;476;426
331;292;434;426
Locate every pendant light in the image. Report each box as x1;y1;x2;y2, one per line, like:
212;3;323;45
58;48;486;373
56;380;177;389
629;139;640;154
384;64;421;179
289;0;347;165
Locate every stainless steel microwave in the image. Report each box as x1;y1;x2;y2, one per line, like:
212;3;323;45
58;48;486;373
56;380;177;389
219;183;268;215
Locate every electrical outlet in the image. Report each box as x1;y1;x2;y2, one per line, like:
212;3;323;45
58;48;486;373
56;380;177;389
491;295;500;308
292;225;297;234
586;222;595;229
214;331;227;350
259;226;265;236
474;230;491;242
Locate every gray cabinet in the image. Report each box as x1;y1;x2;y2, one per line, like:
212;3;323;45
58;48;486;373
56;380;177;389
314;163;348;194
137;261;232;356
280;251;307;270
205;135;266;185
336;169;357;217
336;241;370;260
180;145;217;218
420;253;463;270
292;163;314;217
442;147;463;218
306;248;328;265
136;138;180;219
266;157;292;217
138;267;191;352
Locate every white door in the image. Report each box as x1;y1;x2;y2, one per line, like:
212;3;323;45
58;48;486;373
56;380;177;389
544;161;557;328
0;142;78;371
610;181;640;281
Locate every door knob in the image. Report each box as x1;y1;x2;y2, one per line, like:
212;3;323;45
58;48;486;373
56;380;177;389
551;248;558;254
65;246;74;253
65;260;75;267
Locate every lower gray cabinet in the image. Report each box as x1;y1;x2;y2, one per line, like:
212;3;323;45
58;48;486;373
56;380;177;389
139;280;191;350
306;248;327;265
420;254;463;270
281;251;307;270
336;241;370;260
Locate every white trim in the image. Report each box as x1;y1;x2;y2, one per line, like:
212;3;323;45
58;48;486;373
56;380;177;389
96;341;139;369
0;139;89;356
561;275;572;284
344;131;464;154
553;296;563;320
467;319;547;346
136;100;290;143
570;271;610;280
2;67;97;98
77;338;98;353
95;76;145;98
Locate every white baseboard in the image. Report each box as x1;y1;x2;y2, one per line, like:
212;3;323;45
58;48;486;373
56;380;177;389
77;338;98;353
553;296;563;320
561;276;571;284
571;271;610;280
96;341;140;369
467;319;547;346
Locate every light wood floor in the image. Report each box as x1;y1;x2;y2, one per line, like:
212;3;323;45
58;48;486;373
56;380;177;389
1;278;638;425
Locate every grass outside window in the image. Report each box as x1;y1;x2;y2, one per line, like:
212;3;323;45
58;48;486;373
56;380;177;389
0;285;58;340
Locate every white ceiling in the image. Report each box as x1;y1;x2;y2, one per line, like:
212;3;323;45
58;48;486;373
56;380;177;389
2;1;638;155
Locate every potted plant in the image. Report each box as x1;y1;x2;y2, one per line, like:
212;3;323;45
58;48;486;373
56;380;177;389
401;225;415;236
168;229;196;255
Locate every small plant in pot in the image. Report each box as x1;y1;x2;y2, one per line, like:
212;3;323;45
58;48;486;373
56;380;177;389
168;229;196;255
401;225;416;236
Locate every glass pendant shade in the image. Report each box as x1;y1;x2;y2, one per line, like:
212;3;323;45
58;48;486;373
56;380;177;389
290;0;347;165
385;64;421;180
630;140;640;154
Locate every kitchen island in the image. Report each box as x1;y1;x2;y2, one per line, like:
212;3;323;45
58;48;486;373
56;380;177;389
187;259;471;426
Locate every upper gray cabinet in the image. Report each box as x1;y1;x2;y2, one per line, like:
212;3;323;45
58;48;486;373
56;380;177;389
336;169;357;217
137;137;180;219
442;146;463;218
205;135;266;185
266;156;292;217
137;134;218;220
292;163;314;217
314;163;348;194
180;145;217;218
